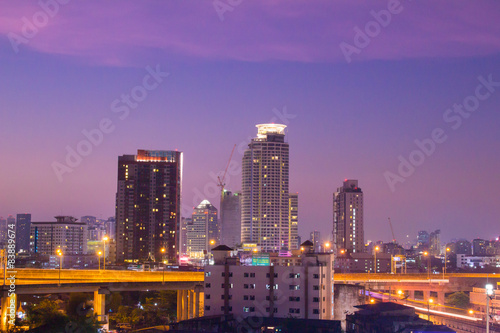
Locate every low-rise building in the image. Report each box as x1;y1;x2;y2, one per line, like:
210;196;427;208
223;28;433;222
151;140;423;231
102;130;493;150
456;254;500;269
204;241;335;320
335;252;391;273
346;302;456;333
29;216;87;255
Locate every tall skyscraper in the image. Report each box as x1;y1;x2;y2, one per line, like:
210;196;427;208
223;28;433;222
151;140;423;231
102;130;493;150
219;190;241;248
333;179;364;254
187;200;218;257
179;217;192;255
288;193;299;250
0;217;7;249
429;229;441;255
16;213;31;253
310;230;321;252
417;231;430;248
241;124;290;252
115;149;182;263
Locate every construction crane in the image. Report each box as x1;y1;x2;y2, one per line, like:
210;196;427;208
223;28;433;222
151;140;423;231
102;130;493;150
388;217;396;243
217;144;236;193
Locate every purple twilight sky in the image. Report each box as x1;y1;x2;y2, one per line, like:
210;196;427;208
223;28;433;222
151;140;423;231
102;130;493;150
1;0;499;245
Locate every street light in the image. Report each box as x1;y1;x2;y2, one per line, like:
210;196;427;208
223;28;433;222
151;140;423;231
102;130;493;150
97;251;102;271
374;246;380;273
423;251;430;279
428;298;433;321
209;240;215;246
324;242;331;252
469;309;474;315
102;236;109;271
56;249;63;286
444;247;450;278
486;284;494;333
160;248;166;284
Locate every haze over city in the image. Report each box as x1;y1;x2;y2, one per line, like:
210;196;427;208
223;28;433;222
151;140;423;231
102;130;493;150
1;0;500;245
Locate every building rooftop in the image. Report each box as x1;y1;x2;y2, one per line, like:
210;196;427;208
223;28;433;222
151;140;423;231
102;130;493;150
212;245;233;251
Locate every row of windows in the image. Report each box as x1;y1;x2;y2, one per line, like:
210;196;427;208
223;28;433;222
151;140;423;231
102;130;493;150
203;306;322;315
206;272;322;279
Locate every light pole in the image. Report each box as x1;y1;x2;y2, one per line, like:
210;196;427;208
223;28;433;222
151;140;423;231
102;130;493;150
102;236;109;271
486;284;494;333
443;247;450;278
56;249;63;286
324;242;331;253
423;251;430;279
374;246;380;274
427;298;433;321
97;251;102;271
161;248;166;284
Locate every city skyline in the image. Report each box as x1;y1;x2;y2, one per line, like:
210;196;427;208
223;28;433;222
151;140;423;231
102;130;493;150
1;1;500;245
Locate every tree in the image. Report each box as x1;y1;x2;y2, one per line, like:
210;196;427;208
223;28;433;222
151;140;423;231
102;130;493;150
446;291;470;309
26;299;68;330
66;293;91;319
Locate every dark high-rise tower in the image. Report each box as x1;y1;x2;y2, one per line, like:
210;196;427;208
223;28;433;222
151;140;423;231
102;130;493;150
333;179;364;254
116;149;182;263
220;190;241;248
16;213;31;253
242;124;290;252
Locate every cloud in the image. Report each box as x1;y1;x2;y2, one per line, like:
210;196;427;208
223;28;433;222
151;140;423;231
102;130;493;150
0;0;499;65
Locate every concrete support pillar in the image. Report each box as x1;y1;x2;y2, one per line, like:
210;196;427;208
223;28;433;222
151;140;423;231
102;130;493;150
188;290;194;319
182;290;188;321
177;290;182;322
199;291;204;317
0;290;16;332
437;292;445;307
408;290;415;300
423;290;431;302
93;289;107;323
194;290;200;318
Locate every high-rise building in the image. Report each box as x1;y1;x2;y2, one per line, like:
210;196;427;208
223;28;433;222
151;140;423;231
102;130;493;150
0;217;6;249
106;217;116;240
333;179;364;254
241;124;290;252
179;217;191;255
30;216;87;255
187;200;218;258
417;231;430;248
472;238;487;256
288;193;299;250
220;190;241;248
310;231;321;252
81;216;97;227
16;213;31;253
455;239;472;255
115;149;183;263
429;229;441;255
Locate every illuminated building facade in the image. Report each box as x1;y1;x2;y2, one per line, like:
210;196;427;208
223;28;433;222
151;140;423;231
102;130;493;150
242;124;290;252
288;193;299;250
116;149;182;263
333;179;364;254
187;200;218;258
29;216;87;255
